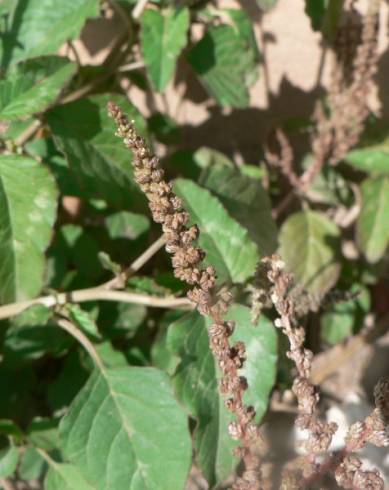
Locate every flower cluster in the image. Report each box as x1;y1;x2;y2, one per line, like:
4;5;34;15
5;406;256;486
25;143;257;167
335;454;383;489
265;128;301;191
335;377;389;489
263;256;337;475
265;0;380;193
327;0;380;164
264;255;388;489
108;101;262;490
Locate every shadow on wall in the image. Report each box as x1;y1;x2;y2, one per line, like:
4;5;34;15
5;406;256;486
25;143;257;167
177;75;325;164
77;7;389;165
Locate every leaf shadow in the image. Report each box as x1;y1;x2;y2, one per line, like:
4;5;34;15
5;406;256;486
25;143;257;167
0;0;28;70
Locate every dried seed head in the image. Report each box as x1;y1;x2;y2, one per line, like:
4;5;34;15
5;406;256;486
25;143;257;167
374;377;389;421
225;398;236;412
108;102;259;485
228;421;243;440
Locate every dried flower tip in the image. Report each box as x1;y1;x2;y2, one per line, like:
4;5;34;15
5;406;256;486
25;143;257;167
374;377;389;421
230;341;246;363
237;376;248;392
239;405;256;425
233;446;249;459
346;421;366;450
225;398;236;412
274;259;285;270
228;421;243;440
209;322;226;338
225;320;235;336
181;225;199;245
270;292;279;304
219;377;230;395
246;423;261;440
274;318;283;328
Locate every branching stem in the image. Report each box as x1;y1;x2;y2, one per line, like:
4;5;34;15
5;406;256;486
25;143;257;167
55;316;104;369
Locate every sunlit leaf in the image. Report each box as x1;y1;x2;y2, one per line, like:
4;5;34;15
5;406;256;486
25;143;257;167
356;176;389;263
167;305;277;486
0;56;76;120
140;8;189;91
279;209;341;295
1;0;99;68
60;367;191;490
174;178;259;283
187;19;259;108
47;94;147;209
0;155;58;302
199;164;278;255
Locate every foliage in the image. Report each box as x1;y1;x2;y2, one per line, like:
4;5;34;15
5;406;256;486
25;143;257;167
0;0;388;489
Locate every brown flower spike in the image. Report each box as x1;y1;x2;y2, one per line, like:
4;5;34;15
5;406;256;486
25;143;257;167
264;256;337;475
264;255;388;489
108;102;262;490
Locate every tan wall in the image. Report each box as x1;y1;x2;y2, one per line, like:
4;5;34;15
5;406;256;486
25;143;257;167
75;0;389;162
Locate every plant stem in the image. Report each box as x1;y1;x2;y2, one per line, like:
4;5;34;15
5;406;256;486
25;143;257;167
0;479;17;490
118;60;145;72
55;316;103;369
132;0;148;20
0;289;192;321
0;235;191;321
103;235;165;288
14;119;42;147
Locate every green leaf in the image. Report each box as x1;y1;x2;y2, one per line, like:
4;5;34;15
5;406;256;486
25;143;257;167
305;0;343;39
98;302;146;339
345;145;389;174
1;0;99;68
305;0;326;30
0;420;22;439
19;447;47;481
47;94;147;209
151;330;180;376
187;22;259;108
47;351;89;412
59;224;103;281
279;210;341;295
194;147;233;169
140;8;189;91
199;164;278;255
228;305;278;419
321;284;370;344
356;176;389;263
167;305;277;486
27;418;61;452
174;178;259;283
0;0;14;16
92;342;128;369
0;367;37;421
105;211;150;240
3;305;71;363
67;304;101;340
0;442;18;478
0;155;58;302
127;276;171;296
322;0;344;40
148;112;179;144
60;366;191;490
224;9;260;84
167;311;236;485
301;154;351;205
97;252;121;276
0;56;76;121
45;461;94;490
